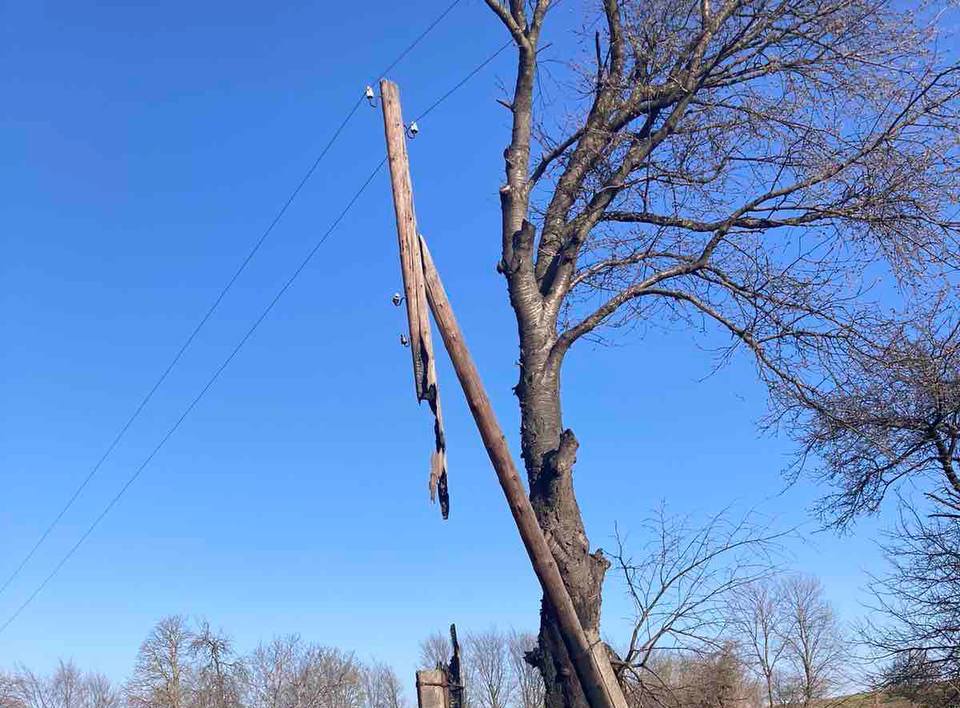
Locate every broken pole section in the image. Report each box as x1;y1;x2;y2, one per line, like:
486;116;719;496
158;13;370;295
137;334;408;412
377;78;628;708
380;79;449;519
416;670;449;708
415;624;464;708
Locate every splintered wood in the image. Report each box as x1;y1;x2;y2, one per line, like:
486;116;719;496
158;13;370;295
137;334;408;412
380;79;449;519
415;624;465;708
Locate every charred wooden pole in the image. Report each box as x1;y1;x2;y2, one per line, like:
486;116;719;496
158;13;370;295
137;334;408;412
415;624;464;708
379;78;628;708
447;624;464;708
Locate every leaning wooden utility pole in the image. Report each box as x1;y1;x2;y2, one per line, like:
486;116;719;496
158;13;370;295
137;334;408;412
380;79;628;708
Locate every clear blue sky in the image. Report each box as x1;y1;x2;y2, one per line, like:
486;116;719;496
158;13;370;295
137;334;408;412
1;0;894;688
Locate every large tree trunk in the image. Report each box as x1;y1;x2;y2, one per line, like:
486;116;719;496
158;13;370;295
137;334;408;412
515;339;612;708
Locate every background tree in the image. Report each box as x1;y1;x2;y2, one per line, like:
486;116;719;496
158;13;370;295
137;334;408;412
726;580;786;708
507;632;544;708
299;647;364;708
798;309;960;528
685;643;755;708
794;310;960;700
83;675;117;708
418;633;451;673
618;646;760;708
617;569;845;708
245;635;364;708
480;0;959;703
246;635;299;708
189;620;245;708
775;576;846;707
864;504;960;706
0;672;16;708
465;630;517;708
611;508;781;697
125;616;195;708
22;661;86;708
881;649;958;708
360;662;405;708
0;662;118;708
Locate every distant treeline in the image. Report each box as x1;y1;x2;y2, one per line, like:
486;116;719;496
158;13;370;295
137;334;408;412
0;615;405;708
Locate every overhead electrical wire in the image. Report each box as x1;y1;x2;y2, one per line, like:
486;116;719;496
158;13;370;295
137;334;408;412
0;0;466;602
0;95;363;601
0;156;388;637
371;0;465;82
0;26;515;637
411;38;514;124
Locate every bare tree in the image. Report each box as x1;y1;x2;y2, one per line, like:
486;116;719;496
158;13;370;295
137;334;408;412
35;661;85;708
785;263;960;704
685;643;757;708
618;645;760;708
360;662;405;708
880;648;959;708
786;288;960;705
798;310;960;528
245;635;363;708
0;672;19;708
477;0;960;701
612;507;781;696
419;633;452;672
864;502;960;703
125;616;195;708
728;575;847;708
6;666;54;708
82;676;116;708
465;630;517;708
3;620;411;708
727;580;787;708
620;570;843;708
189;620;245;708
776;576;845;707
1;662;117;708
246;635;298;708
299;648;364;708
507;632;544;708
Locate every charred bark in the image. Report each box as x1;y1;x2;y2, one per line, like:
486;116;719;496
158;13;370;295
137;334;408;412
516;347;613;708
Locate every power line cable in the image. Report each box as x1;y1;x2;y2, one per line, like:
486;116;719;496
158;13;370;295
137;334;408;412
0;95;361;600
372;0;465;83
412;38;514;124
0;0;467;600
0;156;388;638
0;32;513;636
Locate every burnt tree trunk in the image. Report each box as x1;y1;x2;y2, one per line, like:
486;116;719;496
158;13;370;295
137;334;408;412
485;5;621;704
515;338;612;708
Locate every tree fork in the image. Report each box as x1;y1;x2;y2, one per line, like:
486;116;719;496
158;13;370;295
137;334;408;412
379;78;627;708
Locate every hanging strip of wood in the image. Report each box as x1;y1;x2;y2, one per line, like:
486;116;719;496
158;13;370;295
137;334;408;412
380;79;449;519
